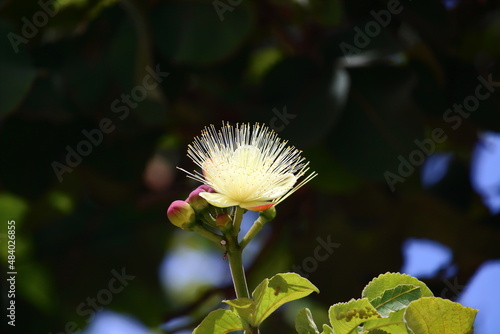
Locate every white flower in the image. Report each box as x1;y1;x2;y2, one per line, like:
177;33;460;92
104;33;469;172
179;123;317;211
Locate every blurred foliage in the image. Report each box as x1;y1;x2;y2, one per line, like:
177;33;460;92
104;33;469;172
1;0;500;333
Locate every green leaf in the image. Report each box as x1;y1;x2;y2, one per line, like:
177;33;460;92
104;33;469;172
193;309;248;334
362;273;433;301
0;192;28;223
309;0;342;26
257;58;348;147
321;324;334;334
363;309;407;334
370;284;421;317
245;47;283;83
223;298;255;325
326;67;424;179
404;297;477;334
295;308;319;334
0;21;37;119
329;298;382;334
253;273;319;327
152;1;255;65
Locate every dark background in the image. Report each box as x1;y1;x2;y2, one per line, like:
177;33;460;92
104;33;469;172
1;0;499;333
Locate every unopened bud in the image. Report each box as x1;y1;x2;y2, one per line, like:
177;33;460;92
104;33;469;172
216;214;233;233
259;206;276;222
167;200;196;230
186;185;215;212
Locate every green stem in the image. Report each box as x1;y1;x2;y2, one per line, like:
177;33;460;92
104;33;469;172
191;225;224;244
225;207;259;334
240;217;266;249
232;207;245;238
226;236;249;298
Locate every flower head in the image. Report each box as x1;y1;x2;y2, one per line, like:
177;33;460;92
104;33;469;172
179;123;317;211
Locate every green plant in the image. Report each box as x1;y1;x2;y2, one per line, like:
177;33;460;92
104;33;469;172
167;123;477;334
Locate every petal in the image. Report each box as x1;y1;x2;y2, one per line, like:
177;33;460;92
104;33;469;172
260;173;297;200
240;201;275;211
199;192;239;208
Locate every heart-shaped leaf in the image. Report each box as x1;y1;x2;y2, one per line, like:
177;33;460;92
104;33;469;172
404;297;477;334
362;272;433;301
193;309;248;334
252;273;319;326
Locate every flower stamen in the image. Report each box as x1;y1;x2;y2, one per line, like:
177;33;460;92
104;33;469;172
178;122;317;211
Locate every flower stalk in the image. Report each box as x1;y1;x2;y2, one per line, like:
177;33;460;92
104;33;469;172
222;208;250;299
232;206;245;237
191;225;224;244
240;216;266;250
226;238;249;299
240;207;275;249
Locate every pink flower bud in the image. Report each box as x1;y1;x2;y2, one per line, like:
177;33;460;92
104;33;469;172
186;185;215;212
167;200;196;230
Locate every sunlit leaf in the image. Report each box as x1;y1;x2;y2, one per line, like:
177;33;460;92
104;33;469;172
362;273;433;301
329;298;381;334
223;297;255;326
404;297;477;334
363;309;407;334
193;309;248;334
253;273;319;326
295;308;319;334
321;324;334;334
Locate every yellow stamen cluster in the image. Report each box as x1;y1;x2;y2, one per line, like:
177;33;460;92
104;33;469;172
179;123;317;211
